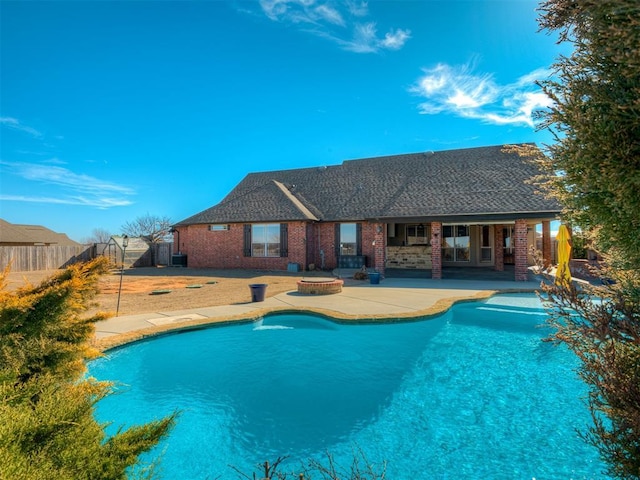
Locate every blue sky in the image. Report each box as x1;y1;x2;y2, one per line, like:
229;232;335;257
1;0;565;242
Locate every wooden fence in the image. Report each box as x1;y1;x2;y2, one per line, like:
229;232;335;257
0;242;174;272
0;245;95;272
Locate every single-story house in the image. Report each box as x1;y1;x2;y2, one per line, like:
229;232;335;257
173;144;561;281
0;219;80;246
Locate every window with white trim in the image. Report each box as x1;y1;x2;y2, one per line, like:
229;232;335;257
209;224;229;231
251;224;280;257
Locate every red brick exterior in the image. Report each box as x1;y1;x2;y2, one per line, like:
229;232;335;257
372;222;385;274
430;222;442;279
494;225;504;272
175;219;539;281
514;219;529;281
297;279;343;294
174;220;383;272
174;222;307;270
309;222;337;270
360;222;380;272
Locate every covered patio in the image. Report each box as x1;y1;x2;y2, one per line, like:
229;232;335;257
384;265;536;282
377;219;554;282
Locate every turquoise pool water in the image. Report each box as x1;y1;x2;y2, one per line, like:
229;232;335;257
89;293;608;479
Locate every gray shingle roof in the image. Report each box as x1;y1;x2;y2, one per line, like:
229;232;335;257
177;144;560;225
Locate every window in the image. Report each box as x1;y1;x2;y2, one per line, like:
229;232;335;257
406;224;431;246
209;224;229;231
480;225;492;262
339;223;357;255
251;224;280;257
442;225;470;262
243;224;288;258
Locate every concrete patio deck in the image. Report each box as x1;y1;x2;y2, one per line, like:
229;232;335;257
94;273;546;350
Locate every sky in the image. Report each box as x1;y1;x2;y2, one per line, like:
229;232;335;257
0;0;567;243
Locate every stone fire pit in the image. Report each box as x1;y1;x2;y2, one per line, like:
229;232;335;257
297;277;344;295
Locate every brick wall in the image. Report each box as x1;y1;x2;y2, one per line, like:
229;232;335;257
514;219;529;281
313;222;337;270
309;222;381;272
174;222;307;270
175;221;413;274
360;222;376;270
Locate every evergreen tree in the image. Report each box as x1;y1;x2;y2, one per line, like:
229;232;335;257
0;258;176;479
536;0;640;268
533;0;640;477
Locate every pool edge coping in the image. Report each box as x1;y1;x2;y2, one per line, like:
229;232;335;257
92;287;538;352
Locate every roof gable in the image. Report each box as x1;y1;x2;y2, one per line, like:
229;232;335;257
179;179;321;224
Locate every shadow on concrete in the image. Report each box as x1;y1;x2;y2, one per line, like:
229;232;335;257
385;265;524;282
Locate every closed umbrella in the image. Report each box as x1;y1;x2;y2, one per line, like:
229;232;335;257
555;224;572;286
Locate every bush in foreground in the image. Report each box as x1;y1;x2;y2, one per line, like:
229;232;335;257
0;258;175;480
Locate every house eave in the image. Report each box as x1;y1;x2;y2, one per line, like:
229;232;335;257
174;218;318;227
369;211;561;224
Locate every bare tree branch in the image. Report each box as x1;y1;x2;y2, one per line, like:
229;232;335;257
121;214;173;243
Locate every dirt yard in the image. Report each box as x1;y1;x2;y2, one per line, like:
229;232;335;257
5;266;333;316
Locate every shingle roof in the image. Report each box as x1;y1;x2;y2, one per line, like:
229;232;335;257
177;144;561;225
0;219;81;246
178;179;322;224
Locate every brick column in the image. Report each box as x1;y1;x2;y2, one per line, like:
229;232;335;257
431;222;442;279
542;220;552;268
494;225;504;272
514;219;529;281
373;223;386;275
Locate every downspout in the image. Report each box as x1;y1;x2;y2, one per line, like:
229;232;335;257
170;228;180;254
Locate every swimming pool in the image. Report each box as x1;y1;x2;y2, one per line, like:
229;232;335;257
89;293;608;479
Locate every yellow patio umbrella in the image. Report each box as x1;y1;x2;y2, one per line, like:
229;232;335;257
555;224;572;286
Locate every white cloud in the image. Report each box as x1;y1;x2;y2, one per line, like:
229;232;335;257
0;161;135;209
0;117;43;138
448;90;477;109
346;0;368;17
257;0;410;53
347;22;377;52
410;63;553;127
380;28;410;50
314;4;344;26
0;194;132;208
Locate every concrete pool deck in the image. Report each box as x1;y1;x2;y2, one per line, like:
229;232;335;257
93;275;545;350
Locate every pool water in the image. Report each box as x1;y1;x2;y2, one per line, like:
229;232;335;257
89;294;608;479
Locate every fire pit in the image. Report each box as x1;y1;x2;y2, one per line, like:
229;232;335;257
297;277;343;295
